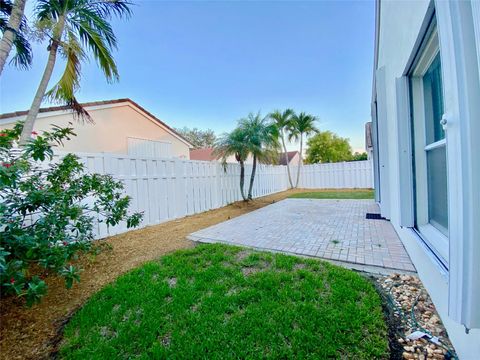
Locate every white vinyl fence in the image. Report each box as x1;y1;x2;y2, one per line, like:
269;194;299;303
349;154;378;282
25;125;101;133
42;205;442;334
298;160;373;189
53;151;372;239
54;151;289;238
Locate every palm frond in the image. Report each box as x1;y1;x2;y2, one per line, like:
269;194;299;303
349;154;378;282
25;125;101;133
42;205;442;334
268;108;294;129
213;128;249;163
74;6;117;47
85;0;132;19
238;111;280;158
72;19;119;82
35;0;62;21
45;33;92;123
8;29;32;69
0;0;33;69
288;112;319;141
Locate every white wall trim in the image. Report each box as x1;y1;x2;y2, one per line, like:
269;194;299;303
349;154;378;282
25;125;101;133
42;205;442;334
375;67;391;219
436;0;480;330
395;76;414;228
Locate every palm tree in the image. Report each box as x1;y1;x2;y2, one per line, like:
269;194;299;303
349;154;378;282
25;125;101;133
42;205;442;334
213;128;250;201
19;0;132;144
0;0;31;75
269;109;294;188
289;112;319;188
239;112;279;200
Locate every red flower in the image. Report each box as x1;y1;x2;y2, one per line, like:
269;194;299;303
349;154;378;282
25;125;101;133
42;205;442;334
31;131;38;136
10;277;15;284
0;133;6;137
63;241;68;246
2;162;12;168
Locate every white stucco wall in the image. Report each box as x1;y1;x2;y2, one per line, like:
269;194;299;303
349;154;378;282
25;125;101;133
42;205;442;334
375;1;480;358
0;103;191;158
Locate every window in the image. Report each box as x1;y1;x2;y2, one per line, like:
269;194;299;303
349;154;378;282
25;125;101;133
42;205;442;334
409;26;449;262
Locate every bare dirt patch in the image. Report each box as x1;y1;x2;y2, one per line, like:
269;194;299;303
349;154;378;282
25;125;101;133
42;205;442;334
167;277;177;288
293;263;307;271
241;267;260;277
235;249;251;262
0;188;316;360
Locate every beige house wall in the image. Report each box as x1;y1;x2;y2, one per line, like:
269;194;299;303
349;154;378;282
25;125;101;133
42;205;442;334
0;103;191;158
288;152;301;166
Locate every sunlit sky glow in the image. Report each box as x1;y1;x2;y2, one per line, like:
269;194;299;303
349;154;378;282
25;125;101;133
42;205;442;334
0;0;375;152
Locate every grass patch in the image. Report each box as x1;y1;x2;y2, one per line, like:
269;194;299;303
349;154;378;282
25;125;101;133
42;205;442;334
289;189;374;199
60;244;388;359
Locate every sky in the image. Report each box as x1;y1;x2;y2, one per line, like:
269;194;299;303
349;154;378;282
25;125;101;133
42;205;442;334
0;0;375;152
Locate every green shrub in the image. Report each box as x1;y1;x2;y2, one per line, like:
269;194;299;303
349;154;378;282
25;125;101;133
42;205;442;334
0;123;142;306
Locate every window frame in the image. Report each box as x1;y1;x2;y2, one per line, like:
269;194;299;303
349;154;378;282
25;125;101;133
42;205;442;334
408;27;449;264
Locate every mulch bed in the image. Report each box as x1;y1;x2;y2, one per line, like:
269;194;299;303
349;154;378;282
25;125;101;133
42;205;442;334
0;189;311;360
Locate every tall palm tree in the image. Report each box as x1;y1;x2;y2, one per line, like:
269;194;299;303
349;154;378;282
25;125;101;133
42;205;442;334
19;0;132;144
213;127;250;201
239;112;279;200
269;108;294;188
0;0;31;75
289;112;319;188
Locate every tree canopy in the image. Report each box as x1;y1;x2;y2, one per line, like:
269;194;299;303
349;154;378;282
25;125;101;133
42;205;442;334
305;130;353;164
351;152;368;161
175;127;216;149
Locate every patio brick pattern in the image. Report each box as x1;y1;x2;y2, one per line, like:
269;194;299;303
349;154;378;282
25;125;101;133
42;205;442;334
188;199;415;272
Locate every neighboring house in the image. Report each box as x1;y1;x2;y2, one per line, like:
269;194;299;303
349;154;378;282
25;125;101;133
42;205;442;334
371;1;479;358
0;99;193;159
277;151;301;166
364;122;373;160
189;147;254;164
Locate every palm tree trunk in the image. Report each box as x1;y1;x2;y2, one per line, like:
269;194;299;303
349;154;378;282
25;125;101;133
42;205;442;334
247;154;257;200
281;131;293;188
0;0;27;76
239;159;247;201
295;135;303;188
19;15;65;145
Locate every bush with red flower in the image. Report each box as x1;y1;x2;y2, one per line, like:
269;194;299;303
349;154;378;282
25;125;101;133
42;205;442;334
0;123;142;306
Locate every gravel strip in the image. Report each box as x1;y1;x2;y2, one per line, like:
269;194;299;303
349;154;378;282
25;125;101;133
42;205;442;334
377;274;457;360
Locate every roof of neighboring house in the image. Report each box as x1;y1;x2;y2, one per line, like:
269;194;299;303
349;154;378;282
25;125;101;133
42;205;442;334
190;147;217;161
278;151;299;165
0;98;194;148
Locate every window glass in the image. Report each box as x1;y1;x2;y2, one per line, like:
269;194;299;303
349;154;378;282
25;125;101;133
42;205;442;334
427;146;448;235
410;26;449;256
423;53;445;144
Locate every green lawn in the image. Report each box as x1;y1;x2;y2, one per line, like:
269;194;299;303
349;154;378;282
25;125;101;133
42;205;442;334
289;189;374;199
60;244;388;359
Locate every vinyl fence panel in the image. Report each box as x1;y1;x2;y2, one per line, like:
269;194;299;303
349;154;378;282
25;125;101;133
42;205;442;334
298;160;373;189
52;151;372;239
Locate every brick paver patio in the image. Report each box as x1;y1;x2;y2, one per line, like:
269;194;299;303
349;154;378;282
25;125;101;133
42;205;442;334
188;199;415;272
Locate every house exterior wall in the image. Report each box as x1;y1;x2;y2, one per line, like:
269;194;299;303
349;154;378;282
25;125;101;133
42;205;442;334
374;1;480;358
0;103;191;159
288;152;301;166
222;154;254;165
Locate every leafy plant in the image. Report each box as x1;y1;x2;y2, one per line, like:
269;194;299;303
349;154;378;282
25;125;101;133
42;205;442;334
288;112;319;188
213;128;250;201
305;130;353;164
239;112;279;200
0;123;142;306
269;109;295;188
174;127;216;149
